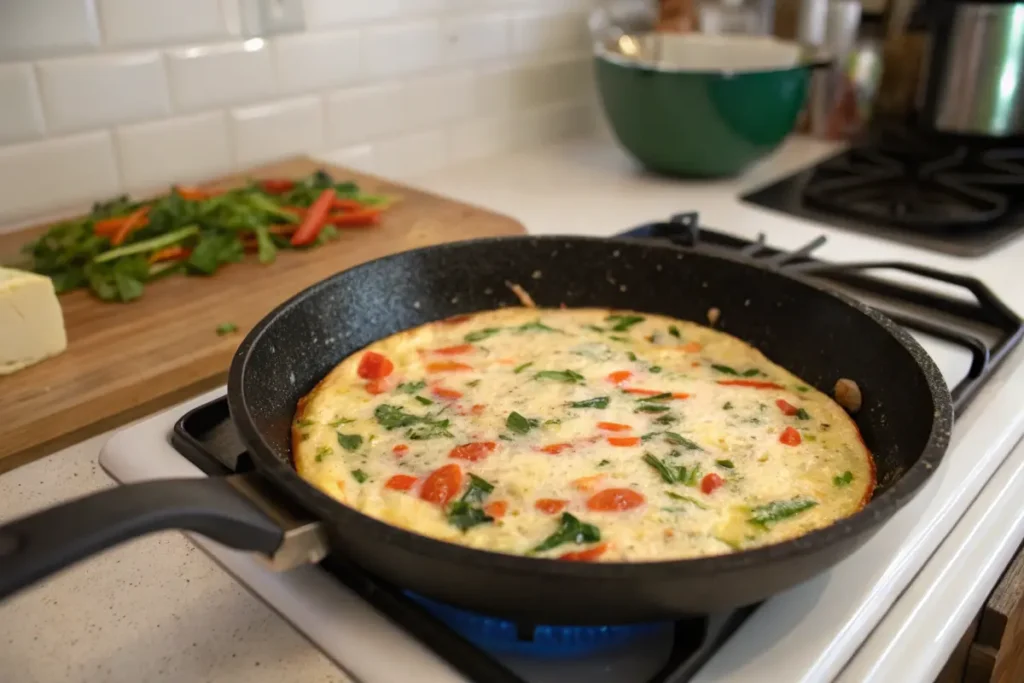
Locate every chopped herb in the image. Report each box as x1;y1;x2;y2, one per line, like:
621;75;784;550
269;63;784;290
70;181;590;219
544;418;562;425
636;392;673;402
654;414;678;425
216;322;238;336
532;513;601;553
742;368;763;377
664;432;703;450
569;396;610;409
627;351;638;361
640;432;660;442
833;471;854;487
795;408;811;420
535;369;585;384
597;459;611;467
606;314;645;332
796;385;810;392
506;411;539;435
461;474;495;504
711;364;739;375
513;362;534;374
668;325;681;339
636;404;671;413
716;459;735;469
584;324;606;333
374;404;421;430
649;366;662;373
609;335;630;342
397;381;427;394
447;501;493;531
722;401;733;410
351;469;369;483
464;327;501;342
337;433;363;451
314;445;332;462
328;417;354;427
415;396;433;405
517;320;562;333
499;434;513;441
684;466;701;487
749;497;818;527
406;418;453;440
466;379;481;387
644;453;684;484
665;491;708;509
295;418;315;427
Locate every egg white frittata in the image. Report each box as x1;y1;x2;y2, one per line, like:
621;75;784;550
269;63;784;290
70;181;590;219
293;308;874;562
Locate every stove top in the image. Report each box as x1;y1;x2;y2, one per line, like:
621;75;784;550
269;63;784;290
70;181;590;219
99;218;1024;683
741;129;1024;257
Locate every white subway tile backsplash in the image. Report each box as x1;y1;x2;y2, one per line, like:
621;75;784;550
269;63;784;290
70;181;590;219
231;96;325;166
403;71;476;127
442;12;509;66
373;128;449;179
326;82;407;147
303;0;402;28
362;21;442;78
512;9;588;57
321;143;377;174
37;51;170;134
0;0;101;61
97;0;230;47
0;131;119;226
0;64;45;145
167;40;276;112
449;116;515;164
273;30;361;94
115;111;231;193
513;100;592;147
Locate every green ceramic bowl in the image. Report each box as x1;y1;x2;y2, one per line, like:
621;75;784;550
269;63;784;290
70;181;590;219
594;32;820;178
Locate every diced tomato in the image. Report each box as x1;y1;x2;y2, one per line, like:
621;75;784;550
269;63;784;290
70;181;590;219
420;464;462;505
718;379;783;389
442;314;472;325
607;370;633;385
358;351;394;380
366;379;390;395
587;488;645;511
434;344;474;355
673;392;691;399
597;422;632;432
701;473;724;494
485;501;508;518
470;404;486;415
779;426;802;446
607;436;641;447
535;498;569;514
448;441;497;462
392;444;409;456
432;386;463;400
572;475;604;492
559;543;609;562
385;474;418;492
540;443;573;455
427;361;473;373
776;399;798;416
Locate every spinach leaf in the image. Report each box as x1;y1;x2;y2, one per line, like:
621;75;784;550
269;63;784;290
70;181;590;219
447;502;493;531
506;411;539;435
415;396;433;405
314;445;332;462
636;392;673;402
654;414;678;425
664;432;703;451
711;364;739;375
668;325;681;339
517;320;562;333
643;453;684;484
665;491;708;509
649;366;662;373
397;381;427;394
351;469;369;483
833;471;854;487
406;418;453;440
533;513;601;553
569;396;609;409
749;497;818;527
374;404;421;430
513;362;534;374
795;408;811;420
606;314;645;332
464;328;501;342
636;404;670;413
716;459;735;469
461;474;495;504
534;369;585;384
337;433;363;451
742;368;763;377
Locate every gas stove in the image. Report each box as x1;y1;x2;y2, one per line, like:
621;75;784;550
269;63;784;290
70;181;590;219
99;219;1024;683
741;128;1024;257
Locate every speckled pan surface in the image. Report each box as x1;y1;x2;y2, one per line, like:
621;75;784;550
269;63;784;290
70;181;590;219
228;236;952;622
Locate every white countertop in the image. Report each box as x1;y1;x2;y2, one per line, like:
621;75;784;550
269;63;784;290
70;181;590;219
2;134;1022;683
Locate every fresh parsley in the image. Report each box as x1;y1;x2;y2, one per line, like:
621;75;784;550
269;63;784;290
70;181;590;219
606;314;645;332
407;419;453;440
627;351;638;361
597;459;611;467
569;396;610;409
534;369;585;384
833;471;854;487
749;498;818;527
532;513;601;553
328;417;355;427
506;411;539;435
336;433;363;451
649;366;662;373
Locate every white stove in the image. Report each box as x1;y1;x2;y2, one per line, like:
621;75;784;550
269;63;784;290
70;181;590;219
98;221;1024;683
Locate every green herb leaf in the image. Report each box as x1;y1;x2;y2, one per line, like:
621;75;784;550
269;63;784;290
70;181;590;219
584;324;606;333
464;328;502;342
796;386;811;392
534;369;585;384
606;314;645;332
397;381;427;394
351;469;369;483
742;368;763;377
597;459;610;467
643;453;683;484
636;404;671;413
295;418;315;427
532;513;601;553
314;445;331;462
665;491;708;509
749;497;818;527
466;379;481;387
795;408;811;420
722;401;733;410
216;322;238;336
654;414;678;425
447;501;494;531
627;351;638;361
328;417;354;427
649;366;662;373
716;459;735;469
506;411;539;435
711;364;739;375
513;362;534;374
664;432;703;450
636;392;673;402
544;418;561;425
374;404;421;430
517;320;562;334
415;396;433;405
460;474;495;504
569;396;610;409
337;433;363;451
684;465;701;487
833;471;854;487
406;418;453;440
668;325;681;339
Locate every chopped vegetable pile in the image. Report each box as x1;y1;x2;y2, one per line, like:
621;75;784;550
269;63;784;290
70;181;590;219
19;171;391;302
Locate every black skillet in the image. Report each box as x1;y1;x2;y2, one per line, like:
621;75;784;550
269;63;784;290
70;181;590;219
0;236;953;622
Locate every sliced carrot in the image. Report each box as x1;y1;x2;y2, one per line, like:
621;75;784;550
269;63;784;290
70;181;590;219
607;436;641;447
448;441;497;462
432;386;463;400
718;380;783;390
392;444;409;456
587;488;645;511
535;498;569;514
290;188;335;246
358;351;394;380
484;501;508;518
540;443;573;455
572;475;604;492
776;399;798;416
385;474;418;492
597;422;632;432
110;207;150;246
779;426;802;446
147;245;189;264
607;370;633;385
559;543;609;562
427;361;473;373
325;209;381;227
434;344;474;355
420;464;462;506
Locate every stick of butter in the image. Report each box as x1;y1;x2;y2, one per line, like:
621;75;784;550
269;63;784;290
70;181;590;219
0;268;68;375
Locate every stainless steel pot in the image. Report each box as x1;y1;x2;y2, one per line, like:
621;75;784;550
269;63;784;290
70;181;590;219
916;0;1024;136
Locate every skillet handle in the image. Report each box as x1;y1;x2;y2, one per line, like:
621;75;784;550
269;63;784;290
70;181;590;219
0;477;285;602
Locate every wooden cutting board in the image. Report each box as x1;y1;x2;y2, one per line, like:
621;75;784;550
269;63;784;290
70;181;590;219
0;157;525;471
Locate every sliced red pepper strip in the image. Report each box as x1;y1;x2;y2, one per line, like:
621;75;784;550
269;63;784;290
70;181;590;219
433;344;474;355
597;422;632;432
535;498;569;514
325;209;381;227
718;379;783;389
385;474;418;492
607;370;633;385
607;436;640;447
432;386;463;400
427;361;473;373
776;399;798;416
332;197;366;211
539;443;572;454
290;188;335;246
147;245;189;264
448;441;497;462
587;488;645;511
111;206;150;246
559;543;609;562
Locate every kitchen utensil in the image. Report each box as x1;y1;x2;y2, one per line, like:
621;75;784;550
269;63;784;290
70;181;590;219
0;157;525;471
0;234;953;622
916;0;1024;137
591;2;829;176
